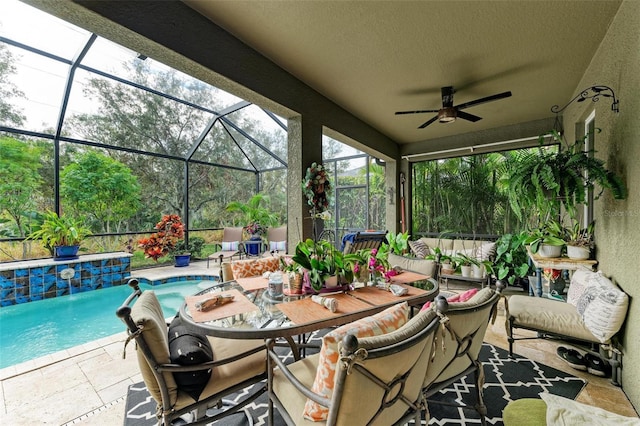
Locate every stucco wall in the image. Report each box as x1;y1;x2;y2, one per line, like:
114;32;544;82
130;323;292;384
563;0;640;410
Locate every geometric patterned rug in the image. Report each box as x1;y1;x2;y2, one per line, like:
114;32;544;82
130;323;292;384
124;340;586;426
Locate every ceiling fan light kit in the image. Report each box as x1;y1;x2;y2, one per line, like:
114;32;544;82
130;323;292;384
395;85;512;129
438;107;457;123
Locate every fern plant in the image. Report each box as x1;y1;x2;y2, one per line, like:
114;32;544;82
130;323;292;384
503;130;626;224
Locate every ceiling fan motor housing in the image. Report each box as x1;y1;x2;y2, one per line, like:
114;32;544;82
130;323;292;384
438;107;457;123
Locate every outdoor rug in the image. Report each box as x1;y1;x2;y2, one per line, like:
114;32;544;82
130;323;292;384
124;339;586;426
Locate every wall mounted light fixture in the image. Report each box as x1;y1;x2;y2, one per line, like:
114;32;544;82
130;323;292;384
551;85;619;114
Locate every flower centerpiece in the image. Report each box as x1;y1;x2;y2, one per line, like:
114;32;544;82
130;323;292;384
138;214;185;261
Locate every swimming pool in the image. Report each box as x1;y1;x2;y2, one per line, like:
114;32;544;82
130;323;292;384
0;280;216;369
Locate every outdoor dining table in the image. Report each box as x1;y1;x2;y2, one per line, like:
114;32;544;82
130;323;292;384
178;272;438;351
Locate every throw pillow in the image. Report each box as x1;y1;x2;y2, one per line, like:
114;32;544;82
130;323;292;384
269;240;287;252
580;284;629;343
302;302;410;421
475;242;496;261
408;239;430;258
540;392;640;426
420;287;479;311
230;257;280;279
567;269;611;307
221;241;239;251
168;316;214;401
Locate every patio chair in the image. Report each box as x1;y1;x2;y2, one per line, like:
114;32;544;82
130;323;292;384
207;226;244;268
266;303;442;425
116;278;267;426
342;230;388;254
422;283;504;426
263;225;287;256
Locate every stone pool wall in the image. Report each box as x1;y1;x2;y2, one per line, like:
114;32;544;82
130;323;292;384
0;252;132;307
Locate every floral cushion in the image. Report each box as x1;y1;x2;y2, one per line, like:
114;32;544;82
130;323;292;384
221;241;239;251
230;257;280;279
302;302;410;421
269;240;287;252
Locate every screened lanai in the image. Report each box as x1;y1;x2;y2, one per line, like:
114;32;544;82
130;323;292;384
0;0;387;265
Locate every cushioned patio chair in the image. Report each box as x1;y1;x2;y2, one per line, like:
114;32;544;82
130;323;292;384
422;284;504;426
207;226;244;268
266;302;442;425
342;231;388;254
116;278;267;426
263;225;287;256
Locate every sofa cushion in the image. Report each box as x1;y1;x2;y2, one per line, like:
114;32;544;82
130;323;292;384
475;242;496;261
507;295;600;343
388;253;436;277
302;302;410;421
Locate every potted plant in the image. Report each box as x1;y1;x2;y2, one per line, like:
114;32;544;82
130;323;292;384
291;238;348;292
490;232;531;287
138;214;190;266
503;129;626;224
524;219;566;258
451;253;479;277
385;231;410;255
27;211;91;260
226;193;279;255
566;220;594;260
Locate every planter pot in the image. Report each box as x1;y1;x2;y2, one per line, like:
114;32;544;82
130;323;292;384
460;265;472;277
54;245;79;261
441;263;455;275
566;245;590;260
246;235;262;256
174;254;191;267
472;264;485;279
538;244;562;258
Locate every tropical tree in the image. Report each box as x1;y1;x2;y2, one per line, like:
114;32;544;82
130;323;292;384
0;43;25;127
60;151;141;236
0;138;42;236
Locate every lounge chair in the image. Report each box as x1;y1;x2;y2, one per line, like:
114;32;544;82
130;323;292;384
206;226;243;268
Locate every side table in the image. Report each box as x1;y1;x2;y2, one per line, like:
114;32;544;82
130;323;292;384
527;251;598;297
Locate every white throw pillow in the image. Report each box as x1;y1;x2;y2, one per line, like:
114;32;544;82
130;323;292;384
540;392;640;425
475;242;496;261
567;269;612;307
580;283;629;343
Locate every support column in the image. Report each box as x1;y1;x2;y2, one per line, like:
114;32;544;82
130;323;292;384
287;116;322;248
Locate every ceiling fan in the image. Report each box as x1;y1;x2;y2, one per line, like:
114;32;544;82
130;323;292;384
395;86;512;129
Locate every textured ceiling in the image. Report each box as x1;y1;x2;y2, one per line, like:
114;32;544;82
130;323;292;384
183;0;621;150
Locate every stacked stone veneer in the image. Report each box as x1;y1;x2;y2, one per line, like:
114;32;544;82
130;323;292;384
0;252;132;307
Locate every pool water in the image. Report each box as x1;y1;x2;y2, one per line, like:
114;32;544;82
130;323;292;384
0;280;216;369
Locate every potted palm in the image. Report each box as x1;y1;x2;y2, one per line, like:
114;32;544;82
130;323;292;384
28;211;91;260
226;193;279;255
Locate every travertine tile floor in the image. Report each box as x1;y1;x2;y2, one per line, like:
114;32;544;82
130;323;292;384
0;270;637;424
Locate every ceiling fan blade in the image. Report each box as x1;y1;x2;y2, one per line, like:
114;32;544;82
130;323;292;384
456;91;512;110
456;110;482;122
395;109;439;115
418;115;439;129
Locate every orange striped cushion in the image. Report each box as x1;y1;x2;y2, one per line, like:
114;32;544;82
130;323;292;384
302;302;410;421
